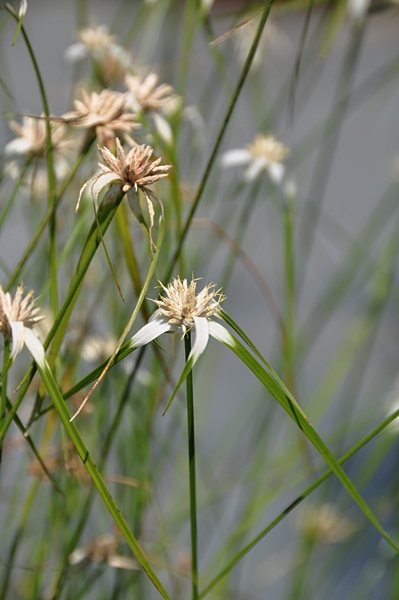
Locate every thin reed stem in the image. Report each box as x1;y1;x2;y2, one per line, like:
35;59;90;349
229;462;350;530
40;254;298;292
185;332;199;600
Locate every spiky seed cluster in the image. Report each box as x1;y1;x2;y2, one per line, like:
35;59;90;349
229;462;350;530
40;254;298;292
98;138;171;192
62;89;138;146
152;277;225;335
125;73;178;113
247;134;289;164
0;287;44;341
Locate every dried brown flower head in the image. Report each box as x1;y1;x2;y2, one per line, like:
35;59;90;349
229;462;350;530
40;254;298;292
125;72;179;114
78;138;171;248
62;89;138;147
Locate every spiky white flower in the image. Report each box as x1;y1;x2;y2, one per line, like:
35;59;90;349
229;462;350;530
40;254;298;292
221;133;289;184
128;276;227;368
0;286;45;366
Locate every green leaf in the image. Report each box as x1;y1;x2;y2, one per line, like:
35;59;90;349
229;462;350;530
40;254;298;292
216;320;399;553
36;356;172;600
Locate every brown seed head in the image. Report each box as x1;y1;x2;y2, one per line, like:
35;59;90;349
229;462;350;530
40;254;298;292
62;89;138;147
125;72;179;113
98;138;171;192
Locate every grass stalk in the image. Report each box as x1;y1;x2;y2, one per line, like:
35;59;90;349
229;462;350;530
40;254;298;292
185;332;199;600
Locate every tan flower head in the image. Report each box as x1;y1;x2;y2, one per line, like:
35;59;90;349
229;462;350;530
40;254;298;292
0;286;45;364
78;25;116;54
62;89;138;147
247;133;289;164
5;115;73;160
125;72;179;114
65;26;131;84
77;138;171;248
152;277;225;335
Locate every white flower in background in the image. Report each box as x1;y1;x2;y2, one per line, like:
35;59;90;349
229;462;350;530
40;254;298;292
69;533;139;570
77;138;171;248
295;503;357;543
0;286;45;366
65;26;131;83
128;276;227;368
221;133;289;184
4;115;74;178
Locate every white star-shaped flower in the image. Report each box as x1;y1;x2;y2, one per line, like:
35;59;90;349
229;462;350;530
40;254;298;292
129;276;227;369
220;133;289;184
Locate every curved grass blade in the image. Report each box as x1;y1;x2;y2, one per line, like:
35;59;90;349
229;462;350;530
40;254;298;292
36;356;172;600
209;320;399;553
199;402;399;598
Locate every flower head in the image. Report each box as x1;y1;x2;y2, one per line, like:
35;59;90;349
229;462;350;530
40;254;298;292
129;277;225;370
0;286;45;365
152;277;224;335
221;133;289;184
125;72;179;114
65;26;131;83
61;89;138;147
77;138;171;248
5;115;74;178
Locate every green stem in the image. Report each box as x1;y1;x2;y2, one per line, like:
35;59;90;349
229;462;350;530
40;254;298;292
166;0;275;281
185;333;198;600
35;356;171;600
0;160;31;232
6;134;95;292
6;5;59;314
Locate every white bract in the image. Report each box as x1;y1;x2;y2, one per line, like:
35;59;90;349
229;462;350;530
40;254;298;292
0;286;45;367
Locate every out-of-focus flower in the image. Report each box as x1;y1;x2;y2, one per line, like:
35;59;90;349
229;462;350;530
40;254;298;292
61;89;138;147
78;138;171;247
0;286;45;366
80;334;119;363
28;441;90;482
5;115;74;179
221;133;289;184
125;73;179;114
65;25;131;83
295;503;357;543
125;72;181;146
128;276;227;369
69;533;139;570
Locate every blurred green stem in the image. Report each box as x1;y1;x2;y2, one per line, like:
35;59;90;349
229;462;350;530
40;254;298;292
166;0;275;280
185;332;198;600
0;160;31;232
6;134;95;292
7;5;59;314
